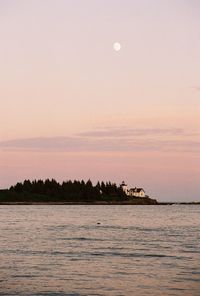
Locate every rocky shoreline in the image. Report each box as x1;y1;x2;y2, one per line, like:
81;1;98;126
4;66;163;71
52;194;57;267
0;198;158;205
0;201;199;205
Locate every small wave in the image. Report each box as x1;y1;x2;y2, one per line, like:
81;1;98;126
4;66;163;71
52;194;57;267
191;271;200;275
180;277;200;282
87;251;184;259
2;248;188;260
60;237;104;242
33;293;84;296
12;274;39;278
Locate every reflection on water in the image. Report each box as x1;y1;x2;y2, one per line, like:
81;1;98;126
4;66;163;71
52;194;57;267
0;205;200;296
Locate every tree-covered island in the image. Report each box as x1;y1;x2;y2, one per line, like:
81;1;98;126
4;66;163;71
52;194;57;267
0;179;158;204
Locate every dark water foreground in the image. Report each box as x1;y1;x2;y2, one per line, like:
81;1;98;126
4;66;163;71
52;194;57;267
0;205;200;296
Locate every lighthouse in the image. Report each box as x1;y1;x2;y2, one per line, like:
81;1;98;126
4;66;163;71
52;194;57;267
120;181;129;196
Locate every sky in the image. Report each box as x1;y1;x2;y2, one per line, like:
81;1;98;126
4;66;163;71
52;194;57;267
0;0;200;201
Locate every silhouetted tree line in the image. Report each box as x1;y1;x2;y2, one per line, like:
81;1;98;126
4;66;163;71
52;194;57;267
5;179;126;202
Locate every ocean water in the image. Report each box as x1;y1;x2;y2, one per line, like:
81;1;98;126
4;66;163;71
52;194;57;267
0;205;200;296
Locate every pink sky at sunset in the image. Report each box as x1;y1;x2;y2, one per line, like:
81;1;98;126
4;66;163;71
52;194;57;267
0;0;200;201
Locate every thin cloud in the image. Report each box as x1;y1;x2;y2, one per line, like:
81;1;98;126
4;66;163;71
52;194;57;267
78;127;184;138
0;137;92;151
0;136;200;153
0;137;153;152
190;86;200;92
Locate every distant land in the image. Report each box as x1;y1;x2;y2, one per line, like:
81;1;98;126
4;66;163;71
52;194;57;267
0;179;199;205
0;179;158;205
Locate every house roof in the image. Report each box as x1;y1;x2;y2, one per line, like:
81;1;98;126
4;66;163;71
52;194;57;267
120;181;127;186
130;187;145;193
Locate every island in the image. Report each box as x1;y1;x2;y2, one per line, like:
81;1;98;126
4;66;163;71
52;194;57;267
0;179;158;205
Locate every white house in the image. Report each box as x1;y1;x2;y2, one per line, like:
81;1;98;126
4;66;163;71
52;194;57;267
129;187;145;198
120;182;146;198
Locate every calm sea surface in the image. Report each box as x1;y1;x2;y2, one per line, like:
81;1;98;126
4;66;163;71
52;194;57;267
0;205;200;296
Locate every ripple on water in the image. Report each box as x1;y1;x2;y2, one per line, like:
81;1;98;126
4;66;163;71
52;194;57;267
0;205;200;296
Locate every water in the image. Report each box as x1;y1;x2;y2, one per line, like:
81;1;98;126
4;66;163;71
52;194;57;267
0;205;200;296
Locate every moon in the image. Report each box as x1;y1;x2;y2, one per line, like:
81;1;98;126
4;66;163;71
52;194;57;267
113;42;121;52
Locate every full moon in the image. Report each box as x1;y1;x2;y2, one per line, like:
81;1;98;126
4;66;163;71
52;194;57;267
113;42;121;51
